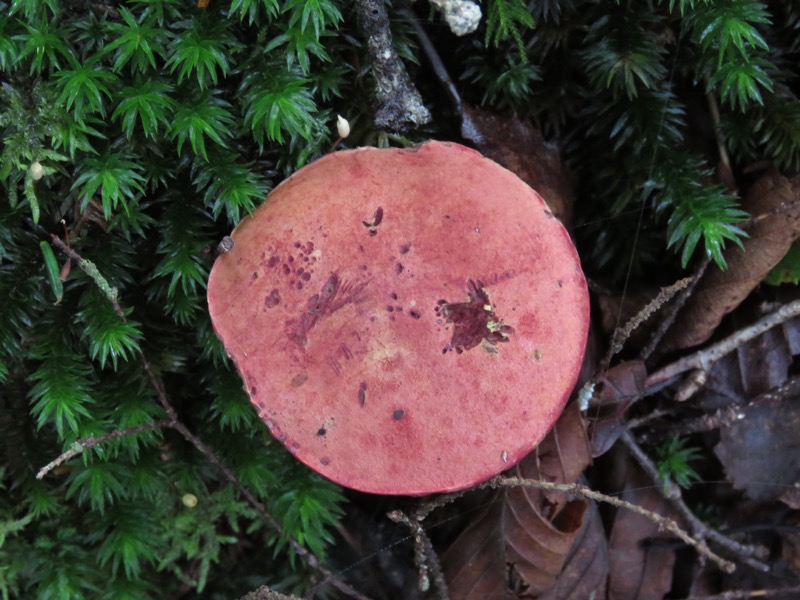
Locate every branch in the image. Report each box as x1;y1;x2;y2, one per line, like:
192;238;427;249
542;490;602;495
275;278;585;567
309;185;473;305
353;0;431;132
645;298;800;394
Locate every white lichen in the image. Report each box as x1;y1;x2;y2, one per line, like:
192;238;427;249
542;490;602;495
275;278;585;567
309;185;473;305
430;0;482;36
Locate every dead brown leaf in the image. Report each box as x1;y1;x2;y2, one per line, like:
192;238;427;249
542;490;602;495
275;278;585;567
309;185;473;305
607;453;680;600
665;171;800;351
714;394;800;502
539;495;608;600
460;106;575;225
587;361;647;457
441;403;603;598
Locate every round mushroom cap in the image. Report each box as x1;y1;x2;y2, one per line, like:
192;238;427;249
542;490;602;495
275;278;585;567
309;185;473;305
207;141;589;495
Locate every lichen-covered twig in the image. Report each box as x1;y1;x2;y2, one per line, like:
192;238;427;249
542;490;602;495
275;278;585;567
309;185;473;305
598;276;693;372
36;420;172;479
353;0;431;132
387;509;449;598
641;258;710;361
50;234;124;319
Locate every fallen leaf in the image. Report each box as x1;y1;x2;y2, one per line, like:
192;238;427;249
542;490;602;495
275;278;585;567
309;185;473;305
586;361;647;457
714;394;800;502
441;403;600;598
664;171;800;350
607;452;680;600
540;493;608;600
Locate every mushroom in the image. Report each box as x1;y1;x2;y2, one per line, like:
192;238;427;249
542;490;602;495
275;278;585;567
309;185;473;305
207;141;589;495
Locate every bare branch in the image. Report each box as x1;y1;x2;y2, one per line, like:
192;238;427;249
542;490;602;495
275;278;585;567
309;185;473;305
353;0;431;131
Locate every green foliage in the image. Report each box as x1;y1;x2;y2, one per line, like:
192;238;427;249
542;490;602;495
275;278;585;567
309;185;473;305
0;0;365;596
484;0;535;51
686;0;774;110
655;435;704;491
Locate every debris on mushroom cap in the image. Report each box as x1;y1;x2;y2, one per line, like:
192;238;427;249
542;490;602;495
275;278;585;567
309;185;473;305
207;141;590;496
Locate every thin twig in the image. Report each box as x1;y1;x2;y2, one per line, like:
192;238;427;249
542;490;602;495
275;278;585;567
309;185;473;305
483;475;737;573
48;237;371;600
409;16;463;113
645;298;800;390
705;87;735;190
36;419;172;479
619;431;771;572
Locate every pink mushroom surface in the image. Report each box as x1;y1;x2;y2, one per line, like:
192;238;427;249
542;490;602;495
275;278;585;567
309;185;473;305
207;141;589;495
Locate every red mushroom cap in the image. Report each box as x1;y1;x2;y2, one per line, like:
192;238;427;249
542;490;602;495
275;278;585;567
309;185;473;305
207;141;589;495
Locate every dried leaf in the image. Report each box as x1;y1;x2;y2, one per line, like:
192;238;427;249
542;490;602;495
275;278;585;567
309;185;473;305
714;395;800;502
608;456;679;600
587;361;647;457
665;171;800;350
461;106;575;225
540;494;608;600
442;403;596;598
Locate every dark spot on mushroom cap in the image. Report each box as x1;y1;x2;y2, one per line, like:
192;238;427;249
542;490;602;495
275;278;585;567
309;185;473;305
393;409;405;420
320;457;330;466
358;382;367;406
250;387;257;395
265;289;281;308
290;373;308;387
399;243;411;254
395;263;404;275
409;310;421;319
317;427;327;436
267;255;280;268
